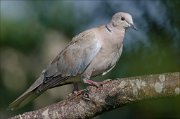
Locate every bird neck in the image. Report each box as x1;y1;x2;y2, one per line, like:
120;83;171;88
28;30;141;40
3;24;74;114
105;22;125;34
106;23;125;44
107;22;125;33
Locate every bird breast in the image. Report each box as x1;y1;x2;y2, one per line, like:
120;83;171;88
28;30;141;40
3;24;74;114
87;42;123;77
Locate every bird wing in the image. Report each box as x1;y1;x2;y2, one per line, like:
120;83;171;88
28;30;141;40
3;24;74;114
44;29;101;83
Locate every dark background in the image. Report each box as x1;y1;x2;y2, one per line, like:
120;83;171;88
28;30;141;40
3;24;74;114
0;0;180;118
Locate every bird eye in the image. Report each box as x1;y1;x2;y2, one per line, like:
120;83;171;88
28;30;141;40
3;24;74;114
121;17;125;21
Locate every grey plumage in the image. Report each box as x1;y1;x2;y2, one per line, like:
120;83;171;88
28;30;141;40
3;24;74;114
9;12;136;110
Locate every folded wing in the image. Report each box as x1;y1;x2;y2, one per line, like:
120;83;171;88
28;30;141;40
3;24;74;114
44;30;101;83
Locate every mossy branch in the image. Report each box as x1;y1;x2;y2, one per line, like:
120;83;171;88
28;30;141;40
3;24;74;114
10;72;180;119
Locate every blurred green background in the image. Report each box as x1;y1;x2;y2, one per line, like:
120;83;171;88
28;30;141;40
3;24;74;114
0;0;180;119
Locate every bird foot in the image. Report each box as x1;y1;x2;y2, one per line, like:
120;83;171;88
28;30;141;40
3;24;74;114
84;79;112;88
83;79;103;88
72;89;90;101
68;89;84;97
68;83;90;100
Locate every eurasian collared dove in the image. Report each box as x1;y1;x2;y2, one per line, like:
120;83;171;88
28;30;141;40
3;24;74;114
9;12;136;110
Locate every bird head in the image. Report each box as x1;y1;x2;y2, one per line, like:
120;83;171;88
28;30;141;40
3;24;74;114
111;12;137;30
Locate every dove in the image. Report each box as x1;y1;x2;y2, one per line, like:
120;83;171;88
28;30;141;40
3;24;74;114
9;12;136;110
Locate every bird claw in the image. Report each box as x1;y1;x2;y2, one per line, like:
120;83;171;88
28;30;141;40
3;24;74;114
72;89;90;101
93;82;103;88
82;89;90;101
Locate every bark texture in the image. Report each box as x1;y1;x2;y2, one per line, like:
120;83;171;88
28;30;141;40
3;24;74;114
10;72;180;119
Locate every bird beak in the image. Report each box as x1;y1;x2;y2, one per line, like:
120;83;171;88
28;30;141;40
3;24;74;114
130;23;137;30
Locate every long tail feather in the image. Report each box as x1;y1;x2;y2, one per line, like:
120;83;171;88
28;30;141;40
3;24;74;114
8;91;41;110
8;74;69;110
8;74;44;110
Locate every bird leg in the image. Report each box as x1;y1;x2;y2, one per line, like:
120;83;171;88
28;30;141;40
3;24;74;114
73;82;79;92
72;82;84;95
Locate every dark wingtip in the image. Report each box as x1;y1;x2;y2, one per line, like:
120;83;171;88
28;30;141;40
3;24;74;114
7;104;16;111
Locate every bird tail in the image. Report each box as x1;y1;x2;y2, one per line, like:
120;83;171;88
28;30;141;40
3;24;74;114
8;74;68;110
8;74;44;110
8;91;41;110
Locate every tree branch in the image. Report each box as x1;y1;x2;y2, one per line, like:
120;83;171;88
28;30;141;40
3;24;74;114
10;72;180;119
